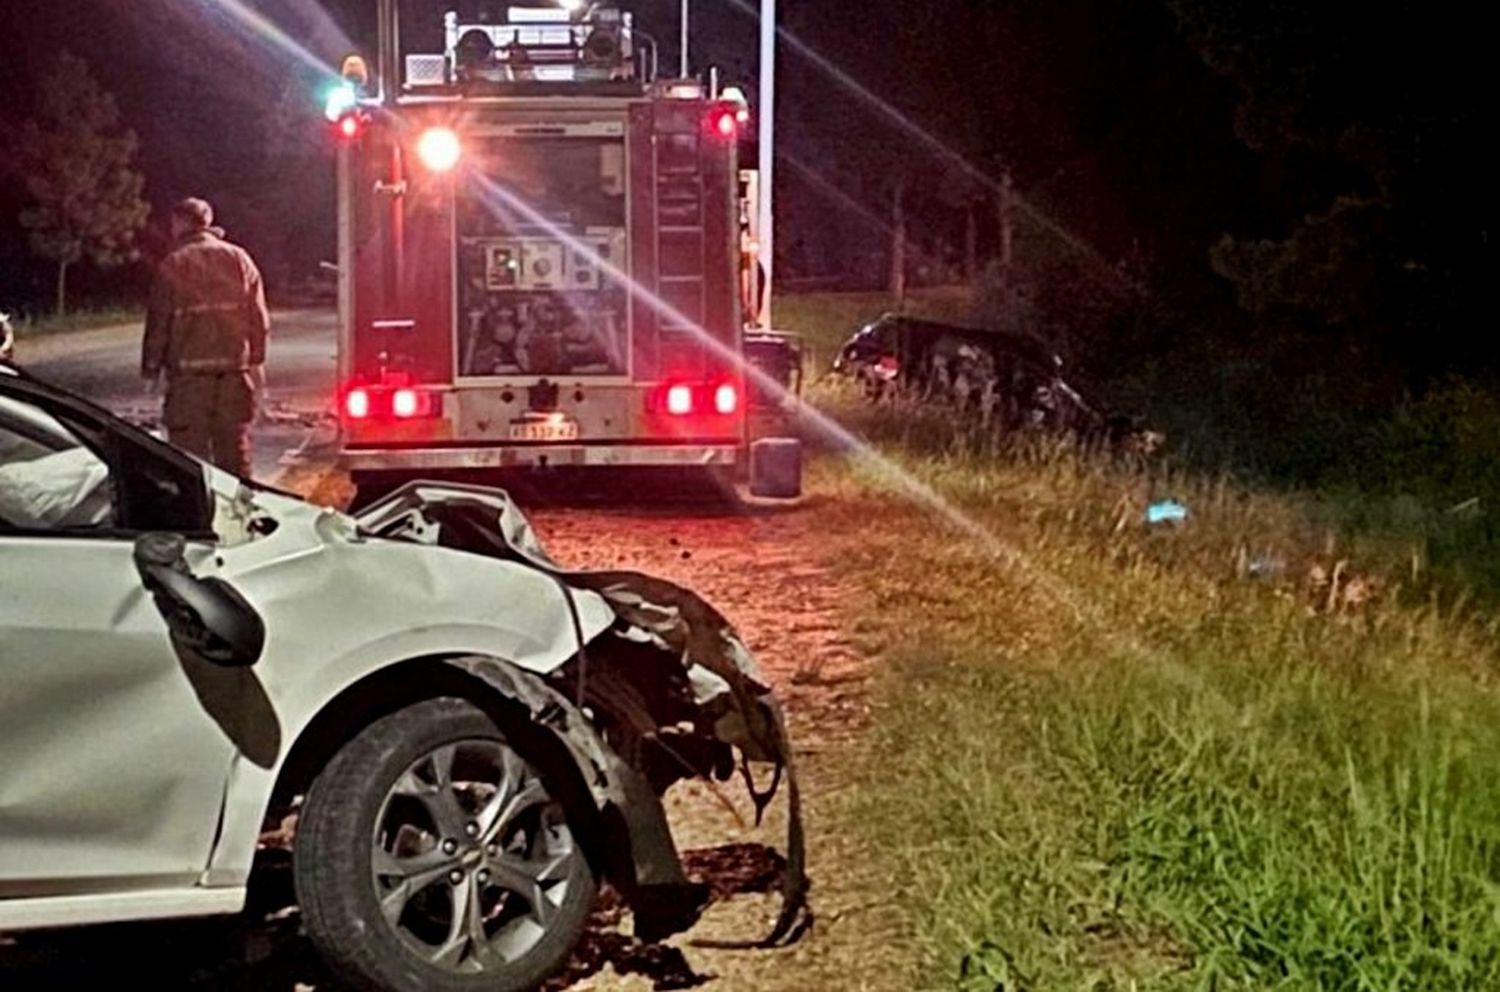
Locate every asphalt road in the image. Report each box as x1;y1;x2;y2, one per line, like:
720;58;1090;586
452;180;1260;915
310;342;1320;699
22;308;339;482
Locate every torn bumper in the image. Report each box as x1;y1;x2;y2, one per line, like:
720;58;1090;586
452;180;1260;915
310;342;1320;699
358;482;809;945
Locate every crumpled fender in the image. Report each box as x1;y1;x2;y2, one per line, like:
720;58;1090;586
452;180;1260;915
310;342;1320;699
359;482;811;947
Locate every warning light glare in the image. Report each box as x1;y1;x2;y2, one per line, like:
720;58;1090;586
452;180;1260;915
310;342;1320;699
392;389;420;419
711;109;738;139
714;383;739;416
666;384;694;416
323;81;358;123
417;127;462;172
345;388;371;419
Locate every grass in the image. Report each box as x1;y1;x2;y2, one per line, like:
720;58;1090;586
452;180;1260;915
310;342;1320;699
779;291;1500;990
11;307;141;339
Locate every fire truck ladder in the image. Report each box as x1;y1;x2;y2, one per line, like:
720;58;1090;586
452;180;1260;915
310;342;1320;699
655;131;708;365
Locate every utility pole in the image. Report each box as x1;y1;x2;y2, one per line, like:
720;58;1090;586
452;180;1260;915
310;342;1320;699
758;0;776;329
890;181;908;304
964;201;978;285
998;169;1014;274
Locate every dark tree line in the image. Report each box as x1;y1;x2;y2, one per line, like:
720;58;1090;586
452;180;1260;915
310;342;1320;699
1;0;1488;404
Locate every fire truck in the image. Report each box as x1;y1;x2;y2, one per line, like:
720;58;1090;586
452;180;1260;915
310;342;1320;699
326;0;801;503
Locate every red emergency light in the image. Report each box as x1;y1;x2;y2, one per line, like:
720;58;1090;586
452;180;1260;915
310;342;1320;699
666;383;695;416
392;388;421;419
714;382;739;416
345;387;371;419
652;380;741;418
343;383;436;420
333;111;367;141
708;106;739;141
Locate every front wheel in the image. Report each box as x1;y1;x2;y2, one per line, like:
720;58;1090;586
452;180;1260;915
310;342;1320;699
294;698;596;992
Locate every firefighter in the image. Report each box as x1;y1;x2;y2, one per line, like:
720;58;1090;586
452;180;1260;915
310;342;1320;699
141;198;270;477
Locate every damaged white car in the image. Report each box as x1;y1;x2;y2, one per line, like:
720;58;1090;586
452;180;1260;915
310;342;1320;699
0;364;806;992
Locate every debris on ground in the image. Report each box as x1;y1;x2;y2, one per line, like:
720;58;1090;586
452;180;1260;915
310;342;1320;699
1145;500;1188;525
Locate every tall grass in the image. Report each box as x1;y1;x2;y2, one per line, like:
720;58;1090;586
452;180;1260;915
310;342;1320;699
782;292;1500;990
822;445;1500;991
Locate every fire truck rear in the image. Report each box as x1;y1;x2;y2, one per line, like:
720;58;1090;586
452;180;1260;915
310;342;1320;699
327;1;801;501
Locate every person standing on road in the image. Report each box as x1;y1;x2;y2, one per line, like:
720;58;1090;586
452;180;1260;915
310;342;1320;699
142;197;269;477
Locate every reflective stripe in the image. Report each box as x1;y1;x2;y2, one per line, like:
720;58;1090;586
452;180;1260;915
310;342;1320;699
174;302;243;316
175;357;246;372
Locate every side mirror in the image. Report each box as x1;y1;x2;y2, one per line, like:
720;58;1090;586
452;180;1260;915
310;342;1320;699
133;533;265;668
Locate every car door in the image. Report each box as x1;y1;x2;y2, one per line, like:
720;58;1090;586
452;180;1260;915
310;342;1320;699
0;380;237;897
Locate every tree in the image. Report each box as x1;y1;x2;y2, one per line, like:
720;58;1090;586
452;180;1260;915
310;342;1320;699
1165;0;1490;386
15;52;149;316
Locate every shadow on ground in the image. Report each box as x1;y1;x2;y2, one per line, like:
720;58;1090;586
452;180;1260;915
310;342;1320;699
342;465;814;519
0;844;787;992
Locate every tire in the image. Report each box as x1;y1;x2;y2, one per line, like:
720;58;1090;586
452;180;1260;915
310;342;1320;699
295;698;597;992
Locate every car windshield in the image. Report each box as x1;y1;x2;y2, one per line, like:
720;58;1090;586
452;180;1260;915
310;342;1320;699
0;395;114;530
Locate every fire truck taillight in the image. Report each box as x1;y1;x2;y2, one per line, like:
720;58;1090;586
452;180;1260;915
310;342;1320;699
666;384;695;416
417;127;462;172
392;389;420;419
345;387;372;419
343;384;437;420
714;383;739;416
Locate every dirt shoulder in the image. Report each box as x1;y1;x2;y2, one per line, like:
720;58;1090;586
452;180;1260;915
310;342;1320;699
525;495;911;991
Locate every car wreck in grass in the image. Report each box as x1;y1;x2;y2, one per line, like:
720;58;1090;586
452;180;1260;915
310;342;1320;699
833;313;1161;454
0;362;806;992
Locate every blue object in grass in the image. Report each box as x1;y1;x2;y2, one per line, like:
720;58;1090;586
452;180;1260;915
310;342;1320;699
1145;500;1188;525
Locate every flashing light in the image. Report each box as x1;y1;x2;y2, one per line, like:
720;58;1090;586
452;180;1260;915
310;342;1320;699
337;114;362;140
417;127;463;172
345;387;371;419
666;384;695;416
714;382;739;416
324;81;358;123
710;107;739;140
392;388;420;419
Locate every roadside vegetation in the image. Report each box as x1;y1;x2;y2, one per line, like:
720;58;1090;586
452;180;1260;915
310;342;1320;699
8;306;141;339
783;291;1500;990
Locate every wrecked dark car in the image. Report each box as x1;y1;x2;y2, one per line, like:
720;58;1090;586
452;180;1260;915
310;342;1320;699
833;313;1159;452
0;363;805;992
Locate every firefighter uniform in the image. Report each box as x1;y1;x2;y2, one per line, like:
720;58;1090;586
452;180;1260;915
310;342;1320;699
142;200;270;478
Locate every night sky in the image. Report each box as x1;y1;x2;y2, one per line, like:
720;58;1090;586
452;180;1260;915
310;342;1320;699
0;1;1233;299
0;0;1488;373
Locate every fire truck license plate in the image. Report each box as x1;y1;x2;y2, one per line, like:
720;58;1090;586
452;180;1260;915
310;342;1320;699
509;419;580;442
